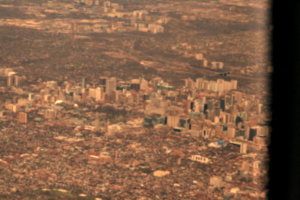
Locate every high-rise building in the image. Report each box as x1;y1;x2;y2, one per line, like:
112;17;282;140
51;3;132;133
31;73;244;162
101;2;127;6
248;128;257;141
7;76;13;87
207;100;214;110
131;83;140;91
95;87;102;101
82;77;87;89
235;92;243;104
95;113;100;131
18;112;27;123
227;127;236;138
14;76;19;86
12;105;20;113
214;107;221;116
167;115;179;128
202;81;209;91
89;88;96;98
195;78;203;90
99;77;107;86
258;103;263;113
231;80;238;90
106;77;117;96
140;79;148;90
152;77;162;89
28;93;34;101
203;59;208;67
185;78;194;89
231;94;236;105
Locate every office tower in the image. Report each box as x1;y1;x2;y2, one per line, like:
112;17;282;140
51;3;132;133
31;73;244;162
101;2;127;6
262;126;270;137
223;81;231;92
203;59;208;67
44;94;50;102
167;115;179;128
81;91;88;102
106;77;117;96
12;105;19;113
89;88;96;98
220;99;225;111
195;78;203;90
185;78;194;89
217;79;224;92
235;92;243;104
213;116;220;123
140;78;148;88
179;118;190;128
152;77;162;90
248;128;257;141
95;113;100;131
194;99;201;112
82;77;87;89
208;81;217;92
214;107;221;117
28;93;34;101
240;143;247;154
258;103;263;113
231;80;238;90
206;110;211;120
231;94;235;105
224;113;231;124
228;127;236;138
218;62;224;69
203;104;208;114
7;76;13;87
202;81;209;92
95;87;102;101
131;83;140;92
58;90;66;101
207;100;214;110
18;112;27;123
99;76;107;85
14;76;19;86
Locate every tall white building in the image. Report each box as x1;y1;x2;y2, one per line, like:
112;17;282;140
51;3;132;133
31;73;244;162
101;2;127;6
89;88;96;98
95;87;102;101
231;80;238;90
240;143;247;154
228;127;236;138
224;81;231;91
140;79;148;90
195;78;203;90
28;93;34;101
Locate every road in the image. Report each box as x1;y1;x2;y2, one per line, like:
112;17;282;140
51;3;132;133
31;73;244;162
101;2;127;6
188;66;268;81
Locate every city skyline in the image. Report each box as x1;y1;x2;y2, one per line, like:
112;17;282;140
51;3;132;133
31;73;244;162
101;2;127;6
0;0;270;199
